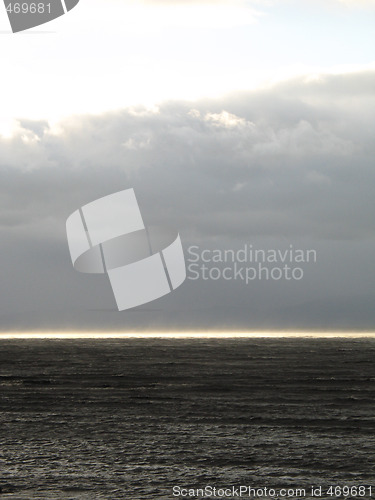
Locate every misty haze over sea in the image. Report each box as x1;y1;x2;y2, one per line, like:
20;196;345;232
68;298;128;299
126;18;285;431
1;337;374;499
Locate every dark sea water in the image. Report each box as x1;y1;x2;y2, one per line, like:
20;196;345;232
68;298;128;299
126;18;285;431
0;338;375;499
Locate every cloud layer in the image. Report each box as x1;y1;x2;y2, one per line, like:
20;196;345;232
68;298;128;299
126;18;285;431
0;71;374;331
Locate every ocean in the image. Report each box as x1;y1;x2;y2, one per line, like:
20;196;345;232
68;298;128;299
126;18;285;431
0;338;374;499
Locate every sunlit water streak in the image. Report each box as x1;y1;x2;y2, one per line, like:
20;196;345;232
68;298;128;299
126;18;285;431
1;331;375;339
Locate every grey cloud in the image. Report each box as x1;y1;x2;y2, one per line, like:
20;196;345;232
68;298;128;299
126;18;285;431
0;71;374;330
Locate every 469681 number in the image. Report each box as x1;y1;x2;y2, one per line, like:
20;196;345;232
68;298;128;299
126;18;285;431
6;3;51;14
327;485;372;497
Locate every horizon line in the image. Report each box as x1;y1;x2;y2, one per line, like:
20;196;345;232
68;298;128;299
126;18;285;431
1;331;375;340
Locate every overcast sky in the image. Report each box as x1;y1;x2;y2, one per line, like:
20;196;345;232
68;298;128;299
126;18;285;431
0;0;374;331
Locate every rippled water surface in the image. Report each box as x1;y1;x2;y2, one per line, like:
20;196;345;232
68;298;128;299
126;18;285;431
0;338;375;499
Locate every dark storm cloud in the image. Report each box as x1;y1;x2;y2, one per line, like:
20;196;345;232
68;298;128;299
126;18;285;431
0;70;374;330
